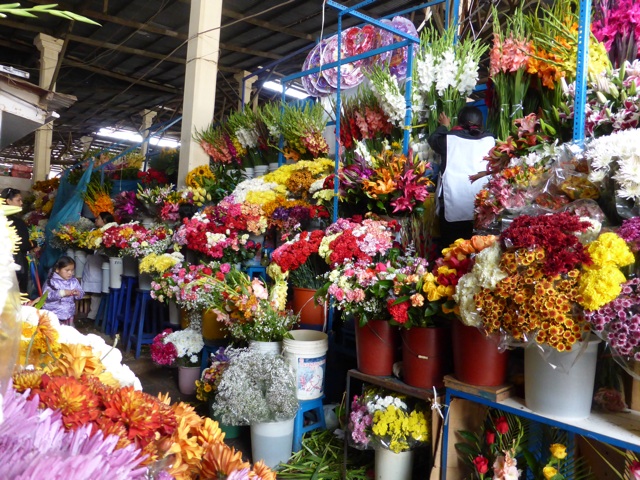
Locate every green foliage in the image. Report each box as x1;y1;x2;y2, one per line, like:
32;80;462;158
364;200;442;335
0;3;100;25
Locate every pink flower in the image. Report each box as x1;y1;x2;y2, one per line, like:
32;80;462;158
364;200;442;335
220;263;231;274
492;450;520;480
251;279;269;300
630;460;640;480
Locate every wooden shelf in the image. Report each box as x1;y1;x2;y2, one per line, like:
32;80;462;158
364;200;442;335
347;369;438;401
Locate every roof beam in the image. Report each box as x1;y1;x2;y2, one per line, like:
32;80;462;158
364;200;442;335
63;57;180;94
221;6;313;41
67;34;186;64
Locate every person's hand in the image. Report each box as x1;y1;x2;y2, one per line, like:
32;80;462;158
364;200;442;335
70;289;80;297
438;112;450;127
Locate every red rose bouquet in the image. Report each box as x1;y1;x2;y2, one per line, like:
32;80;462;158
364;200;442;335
271;230;327;289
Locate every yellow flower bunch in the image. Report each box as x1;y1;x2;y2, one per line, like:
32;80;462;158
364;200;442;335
79;229;103;250
185;164;216;188
261;196;307;218
269;277;289;311
245;190;278;207
371;405;429;453
140;252;181;274
578;232;634;310
20;310;61;364
186;186;210;206
262;158;334;186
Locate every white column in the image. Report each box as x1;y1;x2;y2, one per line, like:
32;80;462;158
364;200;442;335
234;70;258;111
33;34;63;182
177;0;222;186
139;109;157;157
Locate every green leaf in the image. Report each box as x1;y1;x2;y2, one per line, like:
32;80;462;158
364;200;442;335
34;292;49;309
5;9;38;17
456;430;479;444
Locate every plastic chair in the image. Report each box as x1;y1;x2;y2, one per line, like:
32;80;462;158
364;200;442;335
126;289;161;359
292;397;326;452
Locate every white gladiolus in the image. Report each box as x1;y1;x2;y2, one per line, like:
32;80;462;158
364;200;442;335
435;49;459;96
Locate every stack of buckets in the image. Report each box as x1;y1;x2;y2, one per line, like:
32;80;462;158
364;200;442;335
283;330;329;401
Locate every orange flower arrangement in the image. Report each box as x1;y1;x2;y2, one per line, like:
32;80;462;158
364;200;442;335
84;184;115;217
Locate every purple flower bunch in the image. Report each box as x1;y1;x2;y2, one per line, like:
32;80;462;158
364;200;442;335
1;385;149;479
348;395;373;448
586;278;640;361
113;191;140;222
618;217;640;252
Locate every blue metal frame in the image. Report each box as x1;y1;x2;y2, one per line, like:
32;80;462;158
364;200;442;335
572;0;592;146
441;388;640;479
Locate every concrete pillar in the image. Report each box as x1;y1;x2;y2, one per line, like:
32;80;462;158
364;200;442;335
139;109;157;157
33;34;63;182
177;0;222;186
234;70;258;111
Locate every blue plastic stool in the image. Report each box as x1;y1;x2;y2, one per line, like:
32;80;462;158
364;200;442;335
293;397;326;452
244;265;267;282
126;289;161;359
95;294;109;331
117;275;137;339
105;287;122;336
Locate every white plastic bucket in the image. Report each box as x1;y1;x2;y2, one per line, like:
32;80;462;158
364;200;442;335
283;330;329;400
250;417;295;469
525;337;601;420
168;301;180;325
249;340;282;356
65;249;75;260
375;447;413;480
101;262;110;293
269;162;280;172
243;167;254;179
73;250;87;279
122;255;138;277
108;257;123;289
141;217;154;229
138;272;153;290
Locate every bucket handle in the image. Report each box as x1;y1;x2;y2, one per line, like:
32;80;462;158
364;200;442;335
299;294;328;333
401;334;443;360
364;321;396;348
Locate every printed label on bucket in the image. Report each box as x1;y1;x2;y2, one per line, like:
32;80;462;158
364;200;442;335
297;356;326;397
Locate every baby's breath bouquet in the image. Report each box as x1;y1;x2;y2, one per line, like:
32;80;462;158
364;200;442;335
349;387;429;453
212;347;299;425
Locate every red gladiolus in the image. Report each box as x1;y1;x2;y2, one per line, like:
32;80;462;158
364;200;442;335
474;455;489;474
485;429;496;445
495;416;509;434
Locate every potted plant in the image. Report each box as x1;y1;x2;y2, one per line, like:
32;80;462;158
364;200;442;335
150;328;204;395
212;347;299;468
349;387;429;480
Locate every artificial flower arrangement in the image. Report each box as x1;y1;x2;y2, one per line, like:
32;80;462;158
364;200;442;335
339;142;432;216
150;327;205;367
195;347;229;404
195;268;297;342
212;347;299;426
348;387;429;453
173;203;262;264
270;230;328;290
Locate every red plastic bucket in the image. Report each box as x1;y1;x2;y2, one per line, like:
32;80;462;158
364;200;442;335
401;327;450;389
452;318;509;386
355;320;397;376
292;287;326;330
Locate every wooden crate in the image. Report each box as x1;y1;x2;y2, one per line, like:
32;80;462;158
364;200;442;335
443;375;514;403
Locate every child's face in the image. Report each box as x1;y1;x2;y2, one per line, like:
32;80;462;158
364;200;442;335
57;264;75;280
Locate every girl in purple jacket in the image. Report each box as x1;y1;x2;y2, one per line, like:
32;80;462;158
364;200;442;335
42;256;84;326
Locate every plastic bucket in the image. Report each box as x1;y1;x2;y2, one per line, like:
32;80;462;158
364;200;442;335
122;255;138;277
452;319;509;386
375;447;413;480
283;330;329;400
250;418;295;469
168;301;180;325
249;340;282;356
292;287;326;331
108;257;123;289
401;327;451;389
355;320;397;376
269;162;280;172
74;250;87;279
524;337;601;420
101;262;110;293
178;366;200;395
65;249;75;260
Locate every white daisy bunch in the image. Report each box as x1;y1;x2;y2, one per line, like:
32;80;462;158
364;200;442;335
230;177;279;203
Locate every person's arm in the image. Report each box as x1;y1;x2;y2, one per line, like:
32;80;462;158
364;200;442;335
43;284;66;302
427;113;451;155
70;279;84;299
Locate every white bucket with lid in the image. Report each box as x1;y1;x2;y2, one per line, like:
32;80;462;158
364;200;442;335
101;262;110;293
108;257;123;289
283;330;329;400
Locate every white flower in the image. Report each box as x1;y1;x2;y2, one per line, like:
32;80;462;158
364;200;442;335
456;55;479;96
435;49;459;96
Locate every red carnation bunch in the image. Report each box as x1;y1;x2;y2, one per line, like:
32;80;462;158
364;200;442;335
272;230;325;273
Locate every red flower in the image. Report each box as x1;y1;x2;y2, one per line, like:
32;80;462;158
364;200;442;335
495;416;509;434
485;429;496;445
387;298;409;324
473;455;489;474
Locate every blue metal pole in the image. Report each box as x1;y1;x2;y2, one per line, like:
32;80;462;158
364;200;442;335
573;0;592;146
403;43;414;156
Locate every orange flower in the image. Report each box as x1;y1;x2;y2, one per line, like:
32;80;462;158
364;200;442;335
13;369;44;392
200;443;250;479
35;374;101;430
252;461;276;480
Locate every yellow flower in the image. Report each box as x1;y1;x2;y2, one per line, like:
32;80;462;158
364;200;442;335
543;466;558;479
550;443;567;459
